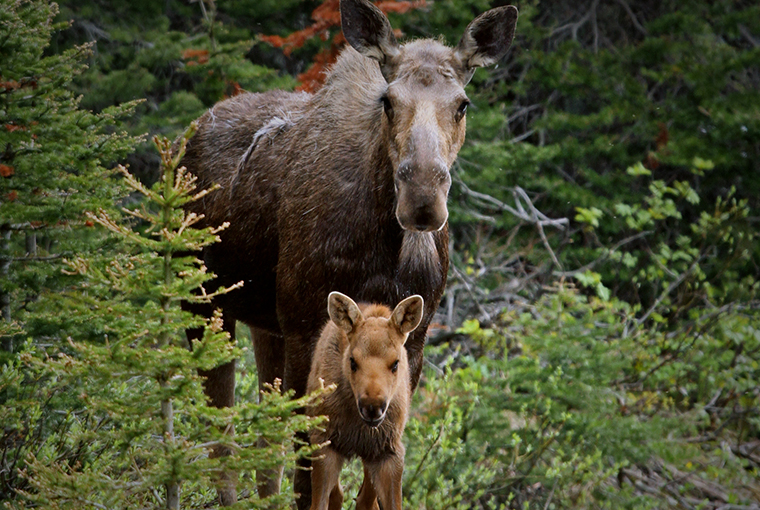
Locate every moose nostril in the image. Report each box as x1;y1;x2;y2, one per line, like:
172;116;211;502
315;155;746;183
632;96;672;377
359;401;387;425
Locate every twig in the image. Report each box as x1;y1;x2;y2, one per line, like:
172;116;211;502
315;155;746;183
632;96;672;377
615;0;648;37
553;231;652;277
507;103;543;125
406;417;446;488
551;0;600;41
449;264;491;322
512;187;566;270
10;254;63;262
543;481;557;510
454;175;568;230
508;129;536;144
636;257;701;326
738;24;759;48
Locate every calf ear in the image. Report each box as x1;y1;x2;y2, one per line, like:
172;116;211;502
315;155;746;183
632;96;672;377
328;292;364;333
456;5;518;84
340;0;400;81
390;295;424;339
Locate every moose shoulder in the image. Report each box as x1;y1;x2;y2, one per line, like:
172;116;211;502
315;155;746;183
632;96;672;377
180;0;518;507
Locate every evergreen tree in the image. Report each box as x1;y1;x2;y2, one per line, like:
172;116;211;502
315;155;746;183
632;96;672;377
11;129;323;509
0;0;141;353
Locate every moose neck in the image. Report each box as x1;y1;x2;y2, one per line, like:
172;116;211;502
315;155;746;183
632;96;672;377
312;47;397;212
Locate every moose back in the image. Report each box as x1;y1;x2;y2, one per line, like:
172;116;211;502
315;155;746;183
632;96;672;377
180;0;518;506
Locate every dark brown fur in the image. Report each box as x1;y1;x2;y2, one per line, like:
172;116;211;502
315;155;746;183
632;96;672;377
179;0;518;506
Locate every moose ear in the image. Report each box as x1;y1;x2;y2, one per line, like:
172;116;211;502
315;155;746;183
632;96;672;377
390;295;424;339
340;0;400;81
456;5;518;84
328;292;364;333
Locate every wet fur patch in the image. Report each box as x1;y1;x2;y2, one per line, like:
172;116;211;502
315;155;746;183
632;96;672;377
231;114;296;195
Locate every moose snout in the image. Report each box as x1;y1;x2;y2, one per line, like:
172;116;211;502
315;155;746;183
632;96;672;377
395;165;451;233
358;398;388;427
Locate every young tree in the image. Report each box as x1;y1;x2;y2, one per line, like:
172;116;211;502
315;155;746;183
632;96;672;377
12;129;323;509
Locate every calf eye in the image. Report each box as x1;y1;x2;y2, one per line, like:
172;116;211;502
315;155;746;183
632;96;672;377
350;357;358;372
455;100;469;123
390;360;399;373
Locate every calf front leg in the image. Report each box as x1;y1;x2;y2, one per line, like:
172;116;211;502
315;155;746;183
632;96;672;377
310;447;343;510
355;463;380;510
366;448;405;510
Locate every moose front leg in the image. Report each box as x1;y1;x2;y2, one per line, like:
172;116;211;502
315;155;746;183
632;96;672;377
184;301;238;505
366;448;405;510
252;327;286;500
283;329;321;510
310;447;344;510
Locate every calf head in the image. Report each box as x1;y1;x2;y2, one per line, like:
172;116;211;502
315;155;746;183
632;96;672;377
341;0;518;232
327;292;424;427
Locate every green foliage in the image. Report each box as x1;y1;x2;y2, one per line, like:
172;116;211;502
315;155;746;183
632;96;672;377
5;130;324;509
400;283;759;509
0;0;141;353
53;0;298;182
448;0;759;309
3;0;759;508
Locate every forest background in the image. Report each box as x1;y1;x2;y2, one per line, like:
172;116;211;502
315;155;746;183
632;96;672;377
1;0;759;508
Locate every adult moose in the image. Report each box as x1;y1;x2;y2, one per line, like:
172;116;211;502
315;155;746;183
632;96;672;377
181;0;518;506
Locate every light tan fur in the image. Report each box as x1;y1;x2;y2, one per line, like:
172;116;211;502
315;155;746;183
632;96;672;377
307;292;424;510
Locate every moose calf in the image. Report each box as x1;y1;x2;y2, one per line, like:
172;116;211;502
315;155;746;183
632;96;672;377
307;292;424;510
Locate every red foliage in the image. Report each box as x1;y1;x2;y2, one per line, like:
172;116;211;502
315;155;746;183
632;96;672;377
376;1;425;13
222;81;245;99
5;190;18;201
261;0;426;91
4;124;26;132
655;122;669;151
0;77;37;91
645;122;670;170
0;164;14;177
644;152;660;171
182;48;210;66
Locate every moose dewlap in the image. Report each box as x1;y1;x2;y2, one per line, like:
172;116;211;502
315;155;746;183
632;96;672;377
307;292;424;510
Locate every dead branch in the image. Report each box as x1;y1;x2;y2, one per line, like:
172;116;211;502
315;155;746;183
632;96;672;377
553;230;652;277
615;0;648;37
551;0;600;42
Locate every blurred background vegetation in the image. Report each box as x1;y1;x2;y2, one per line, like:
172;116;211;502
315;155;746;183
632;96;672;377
1;0;758;508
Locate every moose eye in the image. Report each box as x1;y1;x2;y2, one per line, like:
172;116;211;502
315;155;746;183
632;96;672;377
455;100;469;123
381;95;394;120
350;357;358;372
390;360;399;373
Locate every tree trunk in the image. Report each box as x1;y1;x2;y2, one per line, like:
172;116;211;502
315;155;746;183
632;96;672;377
1;225;12;352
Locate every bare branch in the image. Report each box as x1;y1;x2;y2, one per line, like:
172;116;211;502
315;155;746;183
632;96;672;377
454;174;569;230
553;231;652;277
738;24;760;48
636;257;702;326
508;130;536;144
551;0;600;41
615;0;648;37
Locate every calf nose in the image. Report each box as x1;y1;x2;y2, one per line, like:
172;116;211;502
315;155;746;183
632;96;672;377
358;399;387;427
